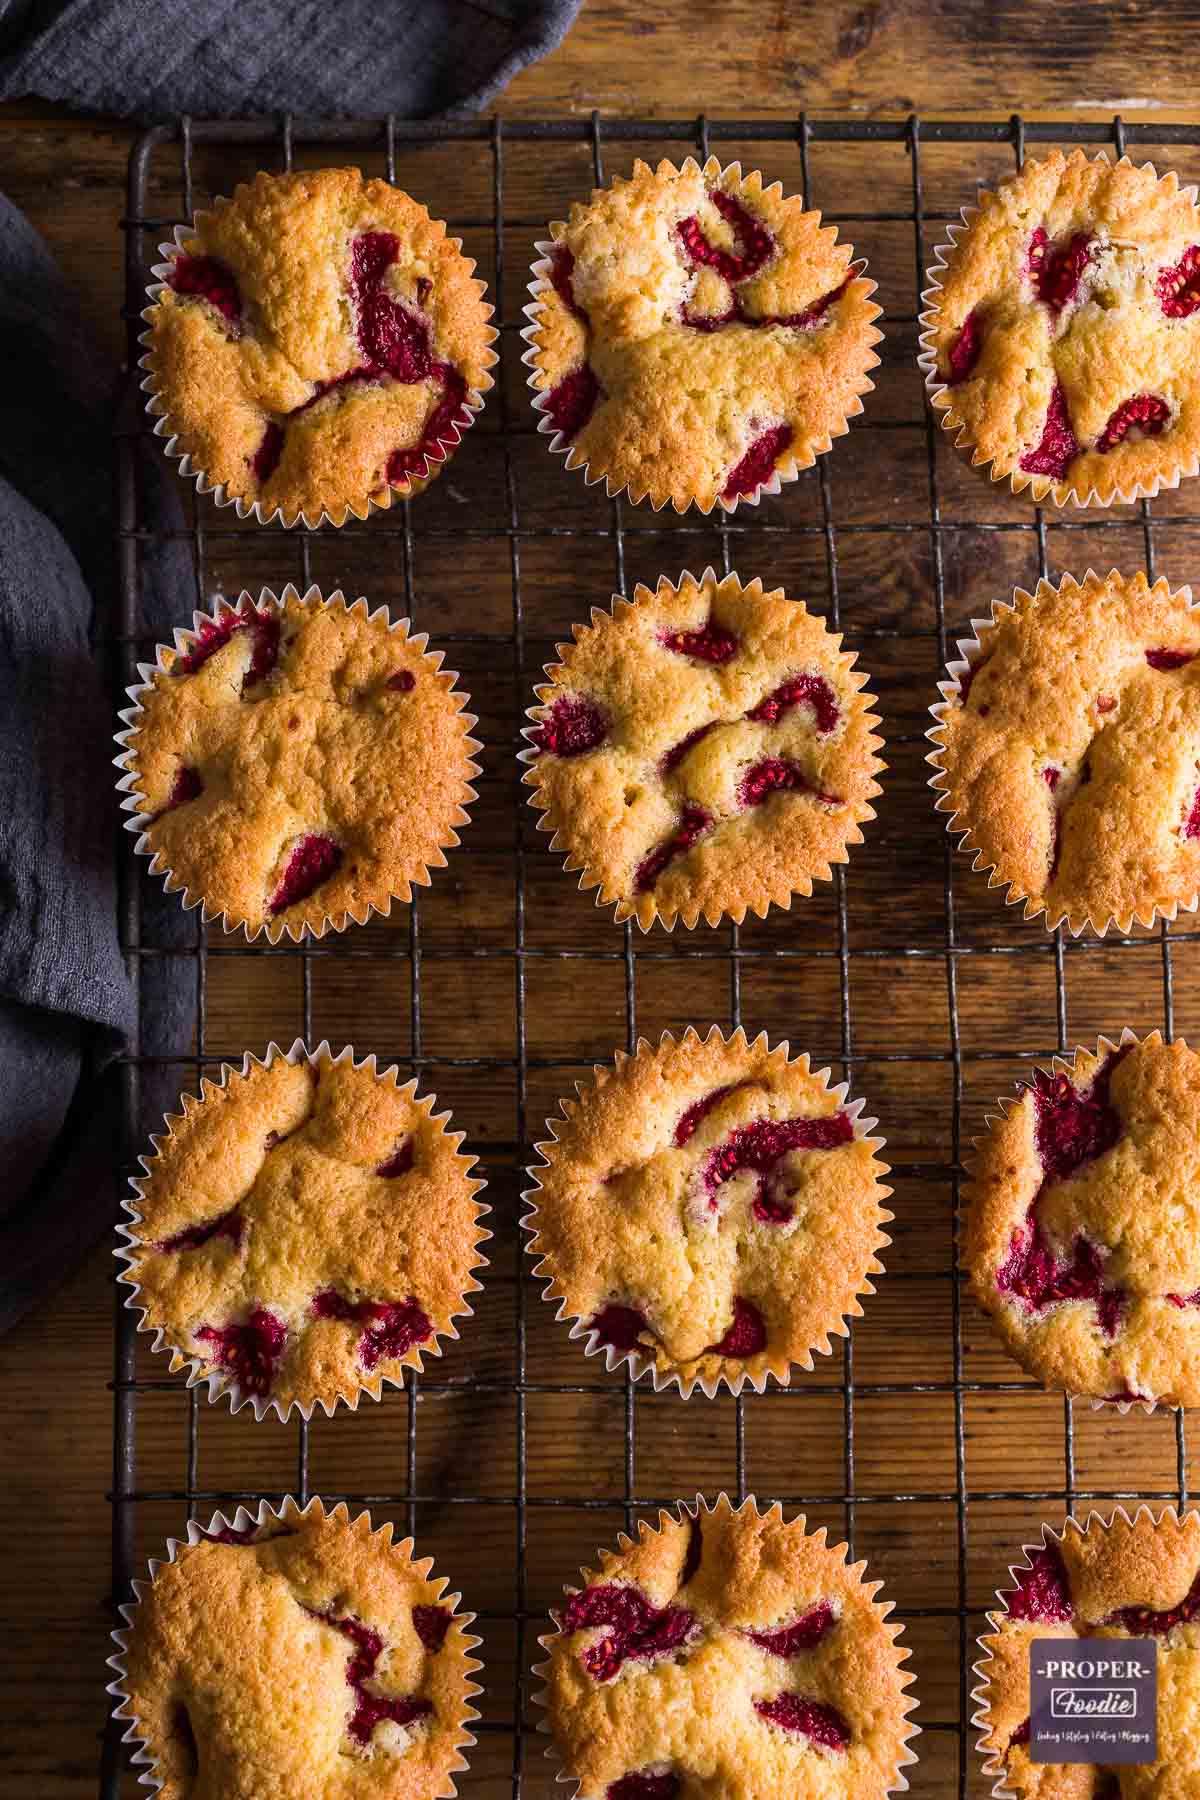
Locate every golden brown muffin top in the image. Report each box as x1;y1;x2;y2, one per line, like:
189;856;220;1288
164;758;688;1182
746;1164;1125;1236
526;1028;891;1393
524;571;884;930
976;1508;1200;1800
922;150;1200;506
116;1501;478;1800
929;570;1200;933
525;158;881;511
144;167;495;526
540;1496;915;1799
963;1033;1200;1409
119;586;478;941
120;1048;486;1415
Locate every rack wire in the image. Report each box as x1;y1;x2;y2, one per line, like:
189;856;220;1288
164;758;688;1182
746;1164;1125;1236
105;113;1200;1797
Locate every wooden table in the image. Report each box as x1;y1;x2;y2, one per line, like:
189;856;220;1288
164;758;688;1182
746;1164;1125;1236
1;3;1197;1793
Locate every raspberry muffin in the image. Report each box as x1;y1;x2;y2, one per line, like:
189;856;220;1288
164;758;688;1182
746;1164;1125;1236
537;1495;916;1799
525;1027;891;1395
928;569;1200;934
116;585;479;942
964;1032;1200;1410
523;570;884;930
974;1508;1200;1798
523;158;881;511
920;149;1200;507
112;1500;479;1799
118;1044;487;1417
143;167;496;526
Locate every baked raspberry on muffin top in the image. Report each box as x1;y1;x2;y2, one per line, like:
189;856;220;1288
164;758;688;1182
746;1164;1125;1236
118;586;478;941
144;168;495;525
115;1501;478;1799
975;1508;1200;1797
539;1496;915;1799
929;570;1200;933
922;150;1200;505
964;1033;1200;1409
524;571;884;930
525;158;881;511
120;1047;487;1415
526;1028;891;1392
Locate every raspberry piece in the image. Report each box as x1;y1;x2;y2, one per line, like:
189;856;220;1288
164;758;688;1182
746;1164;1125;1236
376;1137;415;1178
308;1606;433;1745
195;1308;286;1397
658;620;739;663
1157;244;1200;317
387;364;471;487
722;423;793;501
1107;1569;1200;1636
1168;1288;1200;1307
176;606;281;686
1010;1718;1032;1749
1006;1543;1074;1624
766;276;850;331
268;833;342;914
661;722;717;774
680;298;742;332
533;695;608;757
708;1296;767;1357
1146;648;1195;671
945;308;982;385
544;362;601;440
1033;1056;1123;1187
387;669;417;692
747;672;839;733
1019;382;1079;480
676;190;775;285
608;1774;680;1800
250;422;284;485
745;1600;836;1657
549;244;588;323
1183;774;1200;841
1098;394;1170;452
310;1289;432;1369
155;765;204;820
561;1582;697;1681
351;231;434;383
674;1082;752;1148
413;1604;452;1652
738;756;839;809
754;1692;850;1749
198;1523;261;1545
158;1204;243;1254
701;1110;853;1223
169;253;242;323
958;654;989;708
634;804;712;892
1028;227;1095;314
590;1303;650;1351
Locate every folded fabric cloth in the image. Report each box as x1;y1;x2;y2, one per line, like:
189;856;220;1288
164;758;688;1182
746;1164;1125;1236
0;0;581;119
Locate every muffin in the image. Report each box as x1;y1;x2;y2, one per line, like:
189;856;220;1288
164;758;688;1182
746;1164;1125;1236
928;569;1200;934
522;157;881;511
118;1043;488;1417
919;149;1200;507
143;167;496;526
964;1031;1200;1409
536;1494;916;1799
524;1027;891;1395
111;1499;480;1799
523;570;884;930
115;584;479;941
973;1507;1200;1798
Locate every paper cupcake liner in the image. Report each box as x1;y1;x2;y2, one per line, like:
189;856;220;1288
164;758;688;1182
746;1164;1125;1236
106;1495;482;1797
517;566;887;932
963;1026;1168;1417
970;1503;1196;1798
113;582;481;944
522;1024;892;1399
531;1492;919;1797
115;1038;490;1422
520;157;882;515
917;155;1200;510
141;202;497;531
925;568;1200;936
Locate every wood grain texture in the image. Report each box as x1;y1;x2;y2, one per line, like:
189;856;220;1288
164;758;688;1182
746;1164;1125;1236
2;3;1199;1793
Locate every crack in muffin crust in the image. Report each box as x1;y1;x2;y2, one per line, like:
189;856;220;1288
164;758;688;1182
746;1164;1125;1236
112;1500;479;1799
928;570;1200;934
523;570;884;931
524;157;882;512
963;1032;1200;1410
537;1496;915;1799
920;150;1200;507
973;1508;1200;1797
142;168;496;527
119;1045;488;1416
116;585;480;941
524;1027;891;1394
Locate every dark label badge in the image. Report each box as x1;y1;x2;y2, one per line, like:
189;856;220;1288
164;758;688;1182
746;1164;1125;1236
1029;1638;1157;1764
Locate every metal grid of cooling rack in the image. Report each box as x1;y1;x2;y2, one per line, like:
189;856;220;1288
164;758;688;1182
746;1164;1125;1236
104;112;1200;1798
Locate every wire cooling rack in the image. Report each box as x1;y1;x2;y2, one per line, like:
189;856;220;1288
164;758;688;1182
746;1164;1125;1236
105;113;1200;1798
